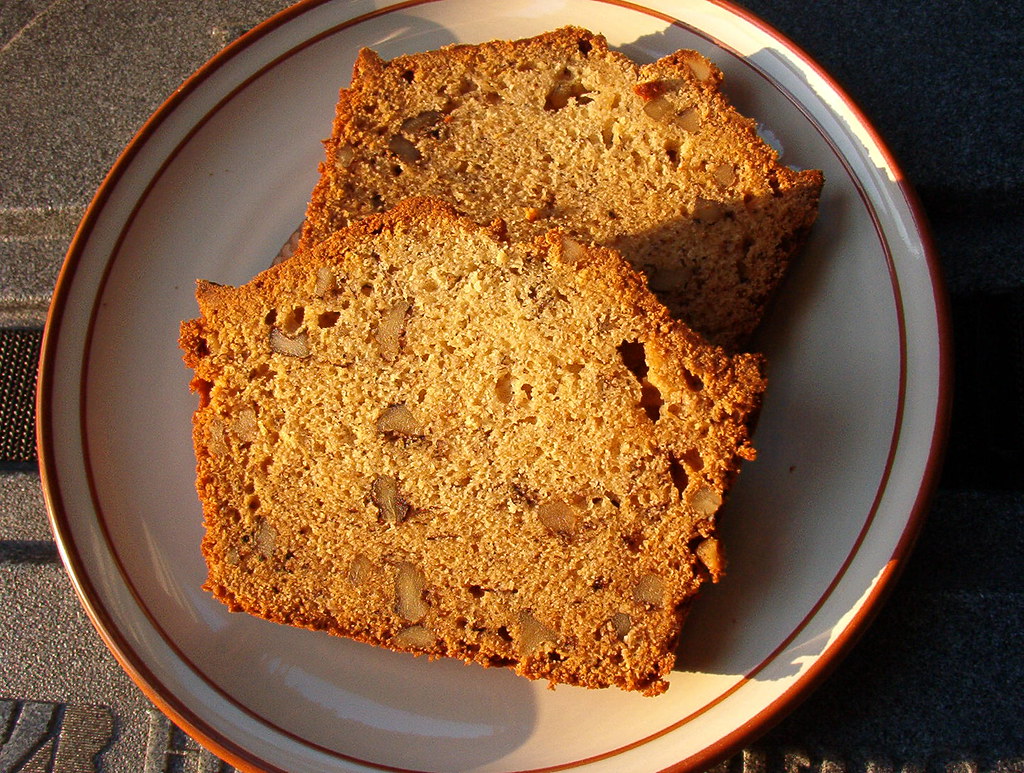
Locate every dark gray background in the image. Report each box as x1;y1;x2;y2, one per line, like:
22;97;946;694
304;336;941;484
2;1;1022;771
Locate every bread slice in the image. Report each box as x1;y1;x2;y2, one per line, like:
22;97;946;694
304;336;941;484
180;198;765;695
300;26;823;349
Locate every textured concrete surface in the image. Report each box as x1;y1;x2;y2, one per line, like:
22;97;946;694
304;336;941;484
0;0;293;325
2;1;1022;771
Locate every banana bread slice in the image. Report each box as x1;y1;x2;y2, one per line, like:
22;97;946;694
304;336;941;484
300;26;823;349
181;198;766;695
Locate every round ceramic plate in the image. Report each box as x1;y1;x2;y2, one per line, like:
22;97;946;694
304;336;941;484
38;1;950;771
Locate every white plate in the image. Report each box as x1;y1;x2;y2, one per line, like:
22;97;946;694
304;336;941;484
37;1;951;771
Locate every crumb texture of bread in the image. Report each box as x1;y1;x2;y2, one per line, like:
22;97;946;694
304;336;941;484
181;198;766;696
300;26;823;349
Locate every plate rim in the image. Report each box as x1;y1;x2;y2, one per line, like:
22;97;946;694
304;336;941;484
35;1;954;771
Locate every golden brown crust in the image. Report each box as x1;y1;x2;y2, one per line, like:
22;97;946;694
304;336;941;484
182;197;765;695
300;26;822;349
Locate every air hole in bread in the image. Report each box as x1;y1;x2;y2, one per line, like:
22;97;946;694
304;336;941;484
317;311;340;328
664;139;681;165
601;119;615;149
622;530;644;553
639;380;664;421
680;446;705;471
668;454;689;496
263;309;277;326
544;77;593;111
617;340;648;381
681;367;704;392
249;363;272;380
495;371;514;403
737;240;755;282
191;378;212;407
281;307;305;336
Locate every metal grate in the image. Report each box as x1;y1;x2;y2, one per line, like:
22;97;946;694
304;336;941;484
0;328;43;465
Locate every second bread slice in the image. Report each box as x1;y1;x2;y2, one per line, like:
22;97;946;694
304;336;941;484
300;27;823;349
